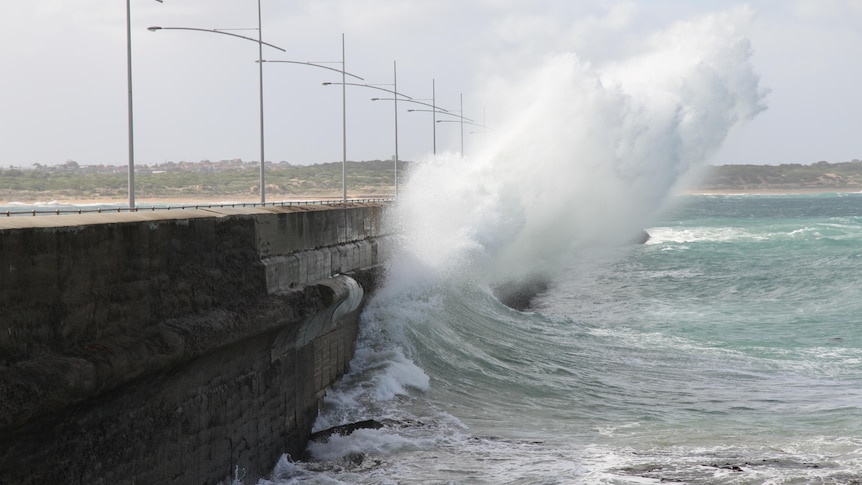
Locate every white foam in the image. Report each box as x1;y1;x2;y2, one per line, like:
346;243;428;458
646;226;748;244
307;429;429;461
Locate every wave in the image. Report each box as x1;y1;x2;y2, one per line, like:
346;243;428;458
263;263;862;482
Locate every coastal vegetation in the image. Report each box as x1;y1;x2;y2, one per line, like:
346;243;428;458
701;160;862;192
0;159;406;201
2;159;861;202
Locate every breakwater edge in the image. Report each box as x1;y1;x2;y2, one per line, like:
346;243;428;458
0;202;393;484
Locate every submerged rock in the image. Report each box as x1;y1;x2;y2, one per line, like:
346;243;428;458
634;230;651;244
493;276;549;311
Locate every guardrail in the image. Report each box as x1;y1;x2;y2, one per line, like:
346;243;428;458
2;197;395;217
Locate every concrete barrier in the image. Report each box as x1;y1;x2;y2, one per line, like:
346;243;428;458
0;203;393;484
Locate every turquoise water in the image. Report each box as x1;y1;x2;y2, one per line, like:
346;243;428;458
272;193;862;483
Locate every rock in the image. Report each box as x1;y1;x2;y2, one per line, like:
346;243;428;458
309;419;384;442
493;276;549;311
634;230;651;244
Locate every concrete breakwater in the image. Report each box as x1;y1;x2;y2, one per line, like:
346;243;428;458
0;202;393;484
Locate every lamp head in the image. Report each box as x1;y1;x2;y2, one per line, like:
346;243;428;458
147;26;162;31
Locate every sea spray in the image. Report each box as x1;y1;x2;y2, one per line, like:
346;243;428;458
394;6;766;287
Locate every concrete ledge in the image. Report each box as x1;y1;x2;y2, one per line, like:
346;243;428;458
263;236;395;293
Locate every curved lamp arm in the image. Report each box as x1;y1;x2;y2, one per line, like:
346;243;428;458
147;26;286;52
378;98;448;112
437;119;483;127
432;110;476;123
261;60;364;81
323;82;412;99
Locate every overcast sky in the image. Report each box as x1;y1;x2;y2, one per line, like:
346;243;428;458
1;0;860;167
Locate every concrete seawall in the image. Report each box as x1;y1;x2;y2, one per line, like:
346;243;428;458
0;203;393;484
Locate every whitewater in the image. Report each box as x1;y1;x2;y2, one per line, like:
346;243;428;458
250;8;862;484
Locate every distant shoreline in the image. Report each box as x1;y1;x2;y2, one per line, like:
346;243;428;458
685;187;862;196
3;187;862;206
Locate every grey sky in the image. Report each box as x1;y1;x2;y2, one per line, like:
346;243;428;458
1;0;860;167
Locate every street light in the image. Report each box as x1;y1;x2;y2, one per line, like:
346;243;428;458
402;79;456;157
325;61;412;198
411;107;477;157
264;34;362;203
148;0;285;204
433;93;481;157
382;79;449;155
127;0;164;210
463;106;489;138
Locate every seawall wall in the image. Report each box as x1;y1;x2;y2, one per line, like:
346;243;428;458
0;203;393;484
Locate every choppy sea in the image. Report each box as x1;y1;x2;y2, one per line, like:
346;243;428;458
255;193;862;484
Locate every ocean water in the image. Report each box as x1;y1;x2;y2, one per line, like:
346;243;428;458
244;10;862;483
259;193;862;484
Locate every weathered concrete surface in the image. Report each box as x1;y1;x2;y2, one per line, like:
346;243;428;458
0;203;393;484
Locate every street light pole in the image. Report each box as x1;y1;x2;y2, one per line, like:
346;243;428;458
257;0;266;204
393;60;399;198
431;104;481;157
277;34;354;203
379;96;449;159
127;0;163;210
262;52;363;202
459;93;463;157
148;6;285;204
432;79;437;156
126;0;135;209
402;81;452;158
341;33;347;203
325;63;412;199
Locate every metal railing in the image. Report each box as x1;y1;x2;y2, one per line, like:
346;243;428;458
2;197;394;217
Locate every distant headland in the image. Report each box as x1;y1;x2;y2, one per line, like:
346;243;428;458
696;160;862;194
